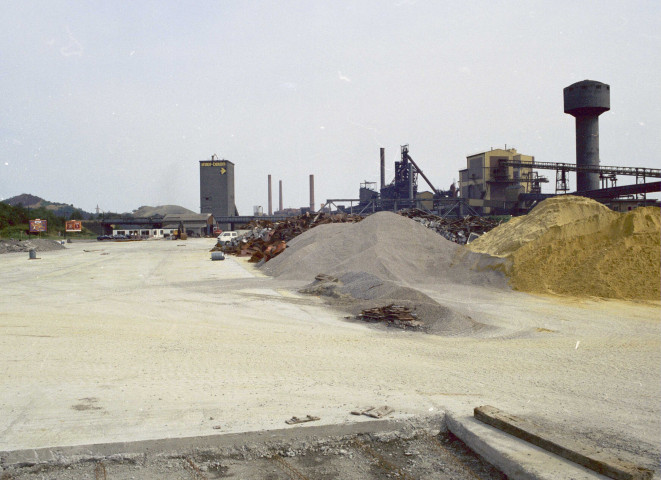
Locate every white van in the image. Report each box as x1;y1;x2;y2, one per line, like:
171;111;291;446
217;231;239;245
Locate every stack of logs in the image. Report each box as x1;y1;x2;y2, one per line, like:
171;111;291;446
398;208;504;244
212;211;363;263
358;304;422;328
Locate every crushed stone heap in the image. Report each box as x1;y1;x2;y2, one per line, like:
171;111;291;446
468;196;661;301
260;210;506;288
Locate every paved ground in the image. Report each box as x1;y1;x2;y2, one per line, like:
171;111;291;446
1;238;659;475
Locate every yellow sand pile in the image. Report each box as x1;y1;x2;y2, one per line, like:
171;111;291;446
468;196;660;300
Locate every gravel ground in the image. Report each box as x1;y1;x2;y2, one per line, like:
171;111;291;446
0;238;658;475
0;238;65;254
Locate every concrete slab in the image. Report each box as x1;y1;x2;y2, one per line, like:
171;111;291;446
0;415;441;468
447;413;612;480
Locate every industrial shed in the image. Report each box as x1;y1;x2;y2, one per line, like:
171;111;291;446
110;214;216;238
162;213;216;237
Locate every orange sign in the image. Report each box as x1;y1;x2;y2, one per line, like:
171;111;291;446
66;220;82;232
29;219;47;232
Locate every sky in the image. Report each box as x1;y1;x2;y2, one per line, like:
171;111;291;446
1;0;659;214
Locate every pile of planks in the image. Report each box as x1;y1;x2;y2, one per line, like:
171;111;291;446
398;208;505;244
213;211;364;263
358;304;422;328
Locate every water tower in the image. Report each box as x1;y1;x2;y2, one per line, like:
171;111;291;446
563;80;610;191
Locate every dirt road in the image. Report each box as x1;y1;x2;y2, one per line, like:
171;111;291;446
0;239;658;472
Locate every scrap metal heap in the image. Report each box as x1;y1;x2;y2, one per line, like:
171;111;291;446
212;211;364;263
214;208;505;264
398;208;505;244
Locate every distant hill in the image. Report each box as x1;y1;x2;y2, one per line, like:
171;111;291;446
131;205;197;217
2;194;93;219
3;193;44;207
2;194;197;220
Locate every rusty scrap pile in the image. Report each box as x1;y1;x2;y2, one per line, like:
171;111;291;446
358;304;422;328
398;208;505;244
213;212;364;263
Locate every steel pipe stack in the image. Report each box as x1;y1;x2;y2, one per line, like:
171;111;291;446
380;148;385;190
268;174;273;215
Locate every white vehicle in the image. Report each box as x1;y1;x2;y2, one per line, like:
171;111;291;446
217;231;239;245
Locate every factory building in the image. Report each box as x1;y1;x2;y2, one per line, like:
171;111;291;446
200;155;237;231
459;148;535;214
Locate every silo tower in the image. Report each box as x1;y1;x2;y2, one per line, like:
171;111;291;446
563;80;610;191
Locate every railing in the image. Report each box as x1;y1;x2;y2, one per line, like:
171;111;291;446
501;161;661;178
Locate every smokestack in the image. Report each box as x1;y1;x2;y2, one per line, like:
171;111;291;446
267;175;272;215
380;148;385;190
309;174;315;212
279;180;283;212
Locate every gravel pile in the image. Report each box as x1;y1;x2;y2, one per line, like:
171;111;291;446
0;238;65;254
299;271;492;335
262;211;504;335
261;211;506;288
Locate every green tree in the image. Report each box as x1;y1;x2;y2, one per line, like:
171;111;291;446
69;209;84;220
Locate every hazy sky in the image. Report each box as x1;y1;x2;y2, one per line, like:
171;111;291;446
1;1;659;214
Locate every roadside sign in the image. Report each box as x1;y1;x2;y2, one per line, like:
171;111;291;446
65;220;82;232
29;219;47;233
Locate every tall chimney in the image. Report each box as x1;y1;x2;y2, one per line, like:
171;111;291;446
309;174;315;212
380;148;385;190
267;174;273;215
279;180;283;212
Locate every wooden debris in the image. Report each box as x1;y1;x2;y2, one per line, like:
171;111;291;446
365;406;395;418
315;273;339;283
351;406;395;418
359;304;417;323
285;415;320;425
351;406;376;416
357;304;423;329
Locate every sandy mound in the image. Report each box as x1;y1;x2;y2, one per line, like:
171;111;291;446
300;271;491;336
132;205;196;217
0;238;66;254
469;196;618;257
261;211;507;288
469;196;660;301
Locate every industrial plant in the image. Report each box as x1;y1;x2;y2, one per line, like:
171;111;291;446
85;80;659;238
195;80;660;230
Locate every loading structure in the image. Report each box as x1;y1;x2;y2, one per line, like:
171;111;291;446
501;159;661;201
